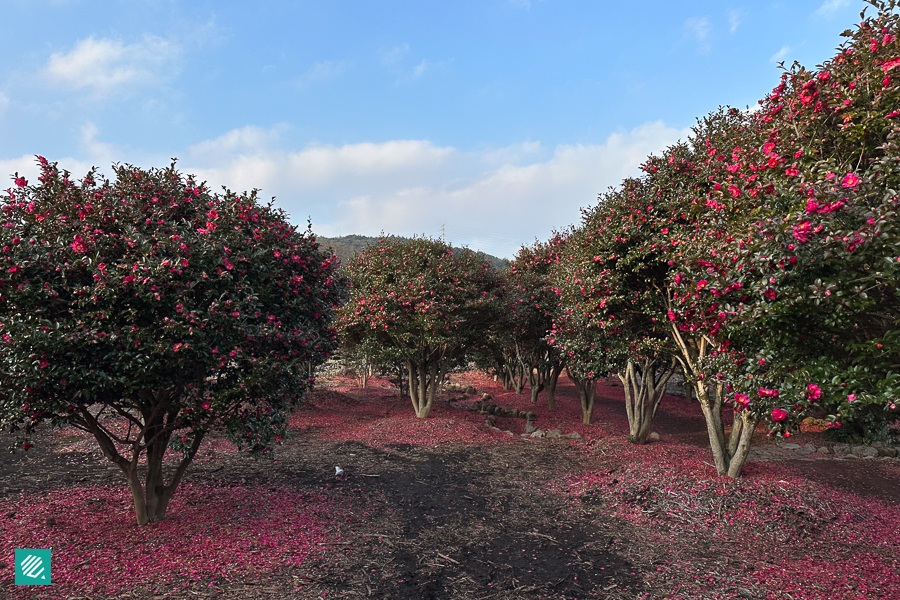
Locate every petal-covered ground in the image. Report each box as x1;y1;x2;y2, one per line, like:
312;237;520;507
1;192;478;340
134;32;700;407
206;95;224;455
1;372;898;599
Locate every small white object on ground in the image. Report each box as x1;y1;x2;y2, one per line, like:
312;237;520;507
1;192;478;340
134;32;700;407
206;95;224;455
335;466;344;477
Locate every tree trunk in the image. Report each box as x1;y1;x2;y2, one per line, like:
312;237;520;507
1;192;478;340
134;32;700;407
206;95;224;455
545;362;563;411
81;393;203;525
667;313;759;478
407;357;445;419
527;364;548;405
510;362;526;395
569;373;597;425
619;357;676;444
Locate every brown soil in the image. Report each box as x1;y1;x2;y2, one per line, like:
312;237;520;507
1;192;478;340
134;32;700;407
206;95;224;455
2;377;898;600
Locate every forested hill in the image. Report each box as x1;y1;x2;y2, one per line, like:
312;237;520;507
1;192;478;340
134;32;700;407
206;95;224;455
316;234;510;270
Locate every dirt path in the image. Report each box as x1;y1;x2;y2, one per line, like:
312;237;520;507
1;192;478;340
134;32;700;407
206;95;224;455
2;375;899;599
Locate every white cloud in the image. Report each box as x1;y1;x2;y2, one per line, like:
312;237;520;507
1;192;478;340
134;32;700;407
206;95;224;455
44;34;181;96
183;121;688;258
0;92;8;117
80;122;118;163
381;43;410;66
0;154;96;187
815;0;852;18
770;45;792;63
298;59;351;86
684;17;712;52
728;10;742;34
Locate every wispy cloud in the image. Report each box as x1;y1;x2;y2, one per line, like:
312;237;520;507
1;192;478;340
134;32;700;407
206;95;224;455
508;0;531;10
770;45;792;63
0;92;8;118
815;0;852;18
684;17;712;52
411;60;429;79
728;10;742;34
297;59;351;87
44;35;181;97
182;121;688;258
381;43;410;66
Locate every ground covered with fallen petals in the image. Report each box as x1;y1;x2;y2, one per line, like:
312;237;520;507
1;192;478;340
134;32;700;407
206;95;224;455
1;373;898;599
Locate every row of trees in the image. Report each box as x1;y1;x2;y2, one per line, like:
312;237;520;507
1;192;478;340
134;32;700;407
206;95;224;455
338;0;900;478
1;1;896;527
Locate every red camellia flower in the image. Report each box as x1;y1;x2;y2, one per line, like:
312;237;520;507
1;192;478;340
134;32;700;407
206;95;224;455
841;172;860;188
697;280;708;290
793;221;813;243
764;288;777;300
15;177;27;187
201;401;211;410
758;387;780;398
771;408;788;421
806;384;822;401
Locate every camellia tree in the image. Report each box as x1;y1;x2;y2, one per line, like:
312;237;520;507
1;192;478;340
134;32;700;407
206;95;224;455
661;0;900;474
551;179;677;438
0;159;345;524
337;238;502;418
504;236;567;409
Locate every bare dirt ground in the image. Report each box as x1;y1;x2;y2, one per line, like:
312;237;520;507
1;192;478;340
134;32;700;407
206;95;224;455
2;373;898;600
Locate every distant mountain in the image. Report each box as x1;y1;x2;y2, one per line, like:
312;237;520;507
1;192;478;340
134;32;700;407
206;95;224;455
316;234;510;271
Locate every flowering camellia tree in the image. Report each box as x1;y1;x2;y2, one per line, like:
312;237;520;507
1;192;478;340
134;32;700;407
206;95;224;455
337;238;502;418
504;237;567;408
662;0;899;473
0;159;344;524
551;180;677;438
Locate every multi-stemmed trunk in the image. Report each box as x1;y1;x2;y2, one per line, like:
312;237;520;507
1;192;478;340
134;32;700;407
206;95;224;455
80;390;204;525
669;321;758;478
567;369;598;425
407;350;447;419
505;360;527;394
544;362;564;411
527;364;546;404
619;357;676;444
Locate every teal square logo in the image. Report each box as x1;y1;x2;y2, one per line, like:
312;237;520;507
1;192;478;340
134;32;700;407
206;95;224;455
15;549;51;585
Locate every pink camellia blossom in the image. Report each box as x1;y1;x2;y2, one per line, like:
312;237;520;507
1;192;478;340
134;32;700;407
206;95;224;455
771;408;788;421
697;280;708;290
39;358;49;369
667;311;676;321
180;259;189;268
735;393;750;405
758;387;780;398
806;384;822;401
883;57;900;72
764;288;777;300
847;394;857;402
70;235;88;253
201;401;211;410
841;172;860;188
830;421;842;428
14;177;27;187
785;167;800;177
793;221;813;243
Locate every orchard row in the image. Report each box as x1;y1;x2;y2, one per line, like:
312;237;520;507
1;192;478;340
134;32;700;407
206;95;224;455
338;0;900;478
0;0;897;525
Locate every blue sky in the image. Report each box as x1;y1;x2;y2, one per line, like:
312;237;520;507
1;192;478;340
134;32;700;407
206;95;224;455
0;0;869;258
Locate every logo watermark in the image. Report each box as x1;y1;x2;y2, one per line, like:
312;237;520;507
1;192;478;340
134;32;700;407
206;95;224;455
15;549;52;585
